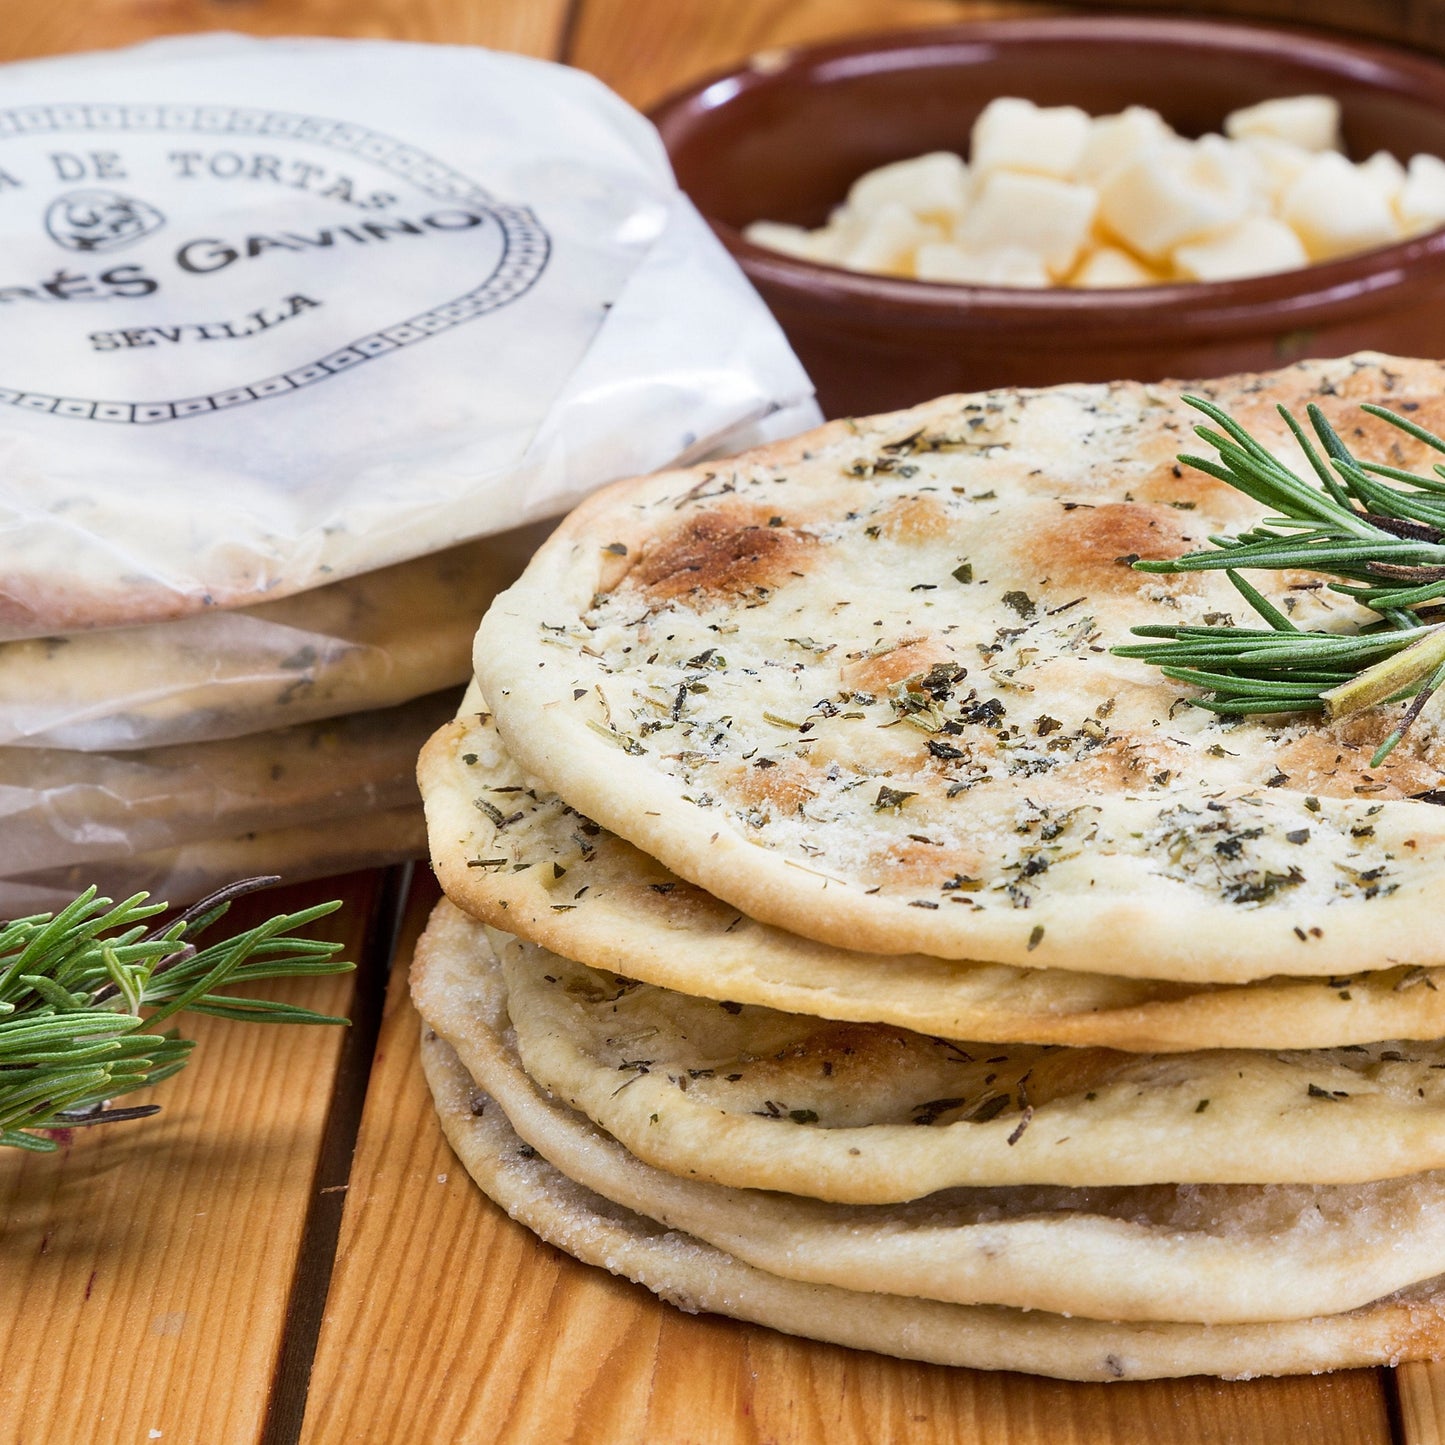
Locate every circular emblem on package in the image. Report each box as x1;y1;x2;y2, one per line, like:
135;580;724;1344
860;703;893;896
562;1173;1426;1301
0;104;553;424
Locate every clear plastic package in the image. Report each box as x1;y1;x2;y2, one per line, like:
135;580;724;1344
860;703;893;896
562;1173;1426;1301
0;689;457;877
0;525;546;750
0;35;817;638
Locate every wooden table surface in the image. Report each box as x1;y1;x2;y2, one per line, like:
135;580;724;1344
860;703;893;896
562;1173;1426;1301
5;2;1445;1443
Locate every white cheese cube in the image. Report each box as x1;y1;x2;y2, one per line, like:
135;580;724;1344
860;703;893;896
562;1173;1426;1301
913;242;1049;287
1069;245;1160;287
1359;150;1407;208
1225;94;1341;153
1173;215;1309;280
764;210;860;265
847;151;970;222
1097;144;1251;262
1241;135;1314;204
1281;151;1401;260
798;217;854;264
816;205;869;257
1077;106;1175;183
1399;153;1445;237
955;171;1098;277
743;221;826;261
970;97;1092;180
1189;134;1230;181
837;201;937;275
913;241;977;282
1191;133;1270;214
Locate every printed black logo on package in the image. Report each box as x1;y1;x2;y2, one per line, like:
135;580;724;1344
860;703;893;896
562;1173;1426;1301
0;104;551;424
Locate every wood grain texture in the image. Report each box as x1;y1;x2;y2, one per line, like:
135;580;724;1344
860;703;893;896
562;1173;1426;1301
0;0;569;65
1400;1362;1445;1445
566;0;1066;112
303;879;1394;1445
0;872;378;1445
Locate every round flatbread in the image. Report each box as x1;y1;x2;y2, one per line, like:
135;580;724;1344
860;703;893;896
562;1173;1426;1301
491;924;1445;1199
420;1027;1445;1380
412;898;1445;1325
475;354;1445;983
421;687;1445;1051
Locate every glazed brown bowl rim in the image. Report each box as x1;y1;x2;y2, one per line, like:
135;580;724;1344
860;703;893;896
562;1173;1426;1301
649;13;1445;334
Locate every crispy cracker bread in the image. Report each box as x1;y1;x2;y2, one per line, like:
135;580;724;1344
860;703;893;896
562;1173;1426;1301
412;899;1445;1325
421;687;1445;1050
475;355;1445;982
421;1027;1445;1381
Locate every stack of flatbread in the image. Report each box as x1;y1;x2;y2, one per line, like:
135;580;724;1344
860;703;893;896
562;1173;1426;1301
0;523;548;911
414;352;1445;1381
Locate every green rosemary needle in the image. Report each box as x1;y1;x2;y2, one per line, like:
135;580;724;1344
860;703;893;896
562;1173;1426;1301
1115;393;1445;765
0;876;351;1152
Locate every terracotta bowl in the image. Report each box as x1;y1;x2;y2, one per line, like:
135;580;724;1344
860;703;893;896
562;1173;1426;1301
651;16;1445;418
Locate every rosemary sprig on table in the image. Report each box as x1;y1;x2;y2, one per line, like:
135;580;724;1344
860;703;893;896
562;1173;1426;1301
0;877;350;1153
1113;394;1445;765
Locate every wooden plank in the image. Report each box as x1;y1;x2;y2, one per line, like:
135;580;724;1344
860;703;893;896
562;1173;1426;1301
565;0;1065;113
303;880;1393;1445
0;0;570;64
0;0;1421;1439
0;871;379;1445
1399;1362;1445;1445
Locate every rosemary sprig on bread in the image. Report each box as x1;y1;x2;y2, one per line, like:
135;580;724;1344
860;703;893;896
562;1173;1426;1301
1115;393;1445;764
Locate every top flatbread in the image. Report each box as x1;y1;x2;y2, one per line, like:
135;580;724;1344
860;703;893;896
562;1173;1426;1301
418;689;1445;1051
476;354;1445;982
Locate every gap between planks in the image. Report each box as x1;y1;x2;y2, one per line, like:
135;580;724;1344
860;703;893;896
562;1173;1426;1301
260;861;415;1445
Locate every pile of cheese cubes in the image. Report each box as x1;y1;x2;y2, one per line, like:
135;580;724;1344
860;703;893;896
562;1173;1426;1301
744;95;1445;286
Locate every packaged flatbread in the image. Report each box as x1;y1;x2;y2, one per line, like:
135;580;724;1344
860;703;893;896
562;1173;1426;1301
0;529;543;751
0;688;455;875
0;34;815;638
0;801;425;915
0;531;540;757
